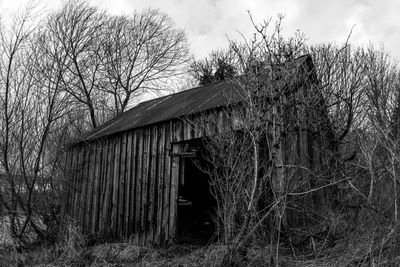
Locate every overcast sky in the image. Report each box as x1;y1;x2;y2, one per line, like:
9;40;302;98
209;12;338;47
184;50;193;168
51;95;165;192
1;0;399;60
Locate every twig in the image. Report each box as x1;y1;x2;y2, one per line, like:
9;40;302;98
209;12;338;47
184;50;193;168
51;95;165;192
288;178;347;196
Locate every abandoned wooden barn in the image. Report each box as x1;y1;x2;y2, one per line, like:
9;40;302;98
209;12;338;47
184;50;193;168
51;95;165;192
61;55;332;245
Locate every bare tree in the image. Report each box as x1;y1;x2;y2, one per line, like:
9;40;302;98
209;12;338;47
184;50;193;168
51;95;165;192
0;6;38;247
101;9;190;114
45;1;190;127
0;6;72;259
46;0;107;128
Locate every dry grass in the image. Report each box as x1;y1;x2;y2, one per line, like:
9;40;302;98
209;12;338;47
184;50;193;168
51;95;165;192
0;238;399;266
1;220;399;266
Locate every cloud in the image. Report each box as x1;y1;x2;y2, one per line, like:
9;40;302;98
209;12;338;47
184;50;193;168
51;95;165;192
1;0;399;60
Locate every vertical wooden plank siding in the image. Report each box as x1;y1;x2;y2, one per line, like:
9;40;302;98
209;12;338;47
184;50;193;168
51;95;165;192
65;116;209;244
148;126;158;243
84;146;92;230
61;78;327;245
111;136;121;236
104;138;115;237
130;131;138;239
84;145;95;230
79;146;88;227
134;130;143;244
63;149;71;217
73;146;83;221
183;121;190;140
69;146;77;219
68;146;77;219
168;120;183;242
141;128;151;245
169;142;180;243
88;145;96;226
61;150;71;219
124;131;133;238
98;139;109;234
156;123;165;245
82;146;90;229
92;142;102;233
118;133;128;238
162;122;172;243
64;113;222;244
193;115;202;138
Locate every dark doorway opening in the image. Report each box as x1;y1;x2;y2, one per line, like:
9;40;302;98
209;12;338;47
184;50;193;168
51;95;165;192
176;138;216;245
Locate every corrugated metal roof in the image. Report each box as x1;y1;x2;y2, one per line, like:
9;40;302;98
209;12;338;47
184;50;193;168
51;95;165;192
78;80;244;142
74;54;313;144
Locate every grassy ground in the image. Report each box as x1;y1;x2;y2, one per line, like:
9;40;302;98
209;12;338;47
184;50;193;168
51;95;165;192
1;218;400;266
1;230;399;266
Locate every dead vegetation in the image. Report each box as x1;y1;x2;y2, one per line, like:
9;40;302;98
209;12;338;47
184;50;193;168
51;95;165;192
1;224;399;266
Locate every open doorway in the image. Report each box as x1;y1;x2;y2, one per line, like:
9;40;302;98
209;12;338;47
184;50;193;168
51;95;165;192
176;138;216;245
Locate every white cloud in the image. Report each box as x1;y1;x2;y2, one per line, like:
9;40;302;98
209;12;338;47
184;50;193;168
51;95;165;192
0;0;399;59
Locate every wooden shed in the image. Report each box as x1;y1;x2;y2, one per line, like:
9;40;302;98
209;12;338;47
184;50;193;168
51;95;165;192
61;55;331;245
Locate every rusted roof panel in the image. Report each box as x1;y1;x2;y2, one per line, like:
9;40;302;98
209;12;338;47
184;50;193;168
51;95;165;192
77;80;243;143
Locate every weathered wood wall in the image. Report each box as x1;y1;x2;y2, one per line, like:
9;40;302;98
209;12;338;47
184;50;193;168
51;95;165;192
62;110;224;245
